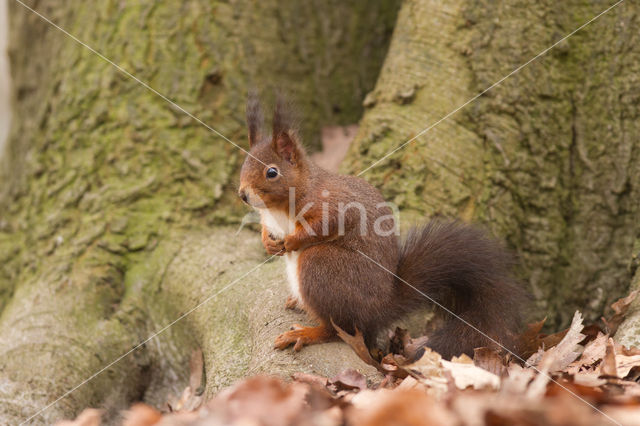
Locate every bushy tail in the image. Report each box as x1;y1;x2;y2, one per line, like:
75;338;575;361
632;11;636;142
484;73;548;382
395;220;527;359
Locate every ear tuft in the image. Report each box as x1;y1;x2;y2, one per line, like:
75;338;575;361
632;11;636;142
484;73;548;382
271;94;303;164
246;90;263;147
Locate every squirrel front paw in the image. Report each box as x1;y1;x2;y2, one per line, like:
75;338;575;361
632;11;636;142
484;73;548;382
283;235;302;252
262;233;285;256
285;295;299;310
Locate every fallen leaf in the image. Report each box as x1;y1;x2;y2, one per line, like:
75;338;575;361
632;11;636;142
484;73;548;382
474;347;507;377
600;338;618;378
332;321;379;370
401;347;449;396
614;342;640;356
602;406;640;426
122;404;161;426
518;317;547;359
55;409;102;426
624;365;640;382
572;371;607;387
348;388;457;426
441;359;500;390
332;320;407;378
450;353;474;364
388;327;430;361
292;372;329;388
330;368;368;391
614;353;640;379
518;317;570;360
528;311;585;372
208;375;329;426
603;290;639;335
502;363;536;395
567;332;608;374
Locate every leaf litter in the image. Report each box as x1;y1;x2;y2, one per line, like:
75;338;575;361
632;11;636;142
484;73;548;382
58;292;640;426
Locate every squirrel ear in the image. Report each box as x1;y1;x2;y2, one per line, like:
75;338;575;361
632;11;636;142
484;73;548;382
272;130;301;164
271;94;302;164
246;90;263;147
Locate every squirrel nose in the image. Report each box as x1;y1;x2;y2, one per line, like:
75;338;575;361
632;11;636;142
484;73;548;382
238;189;248;204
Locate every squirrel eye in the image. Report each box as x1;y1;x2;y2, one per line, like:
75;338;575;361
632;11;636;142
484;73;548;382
266;167;279;179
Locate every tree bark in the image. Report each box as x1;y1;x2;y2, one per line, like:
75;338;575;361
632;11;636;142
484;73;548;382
345;0;640;329
0;0;398;423
615;244;640;347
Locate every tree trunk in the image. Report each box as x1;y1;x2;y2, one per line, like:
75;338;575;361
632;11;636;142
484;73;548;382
0;1;398;423
345;0;640;329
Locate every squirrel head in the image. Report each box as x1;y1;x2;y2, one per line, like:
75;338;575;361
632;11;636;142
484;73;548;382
238;93;309;210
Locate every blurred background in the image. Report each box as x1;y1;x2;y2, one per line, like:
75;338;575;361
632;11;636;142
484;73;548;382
0;0;10;155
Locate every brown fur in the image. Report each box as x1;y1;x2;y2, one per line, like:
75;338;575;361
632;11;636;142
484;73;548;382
238;95;527;359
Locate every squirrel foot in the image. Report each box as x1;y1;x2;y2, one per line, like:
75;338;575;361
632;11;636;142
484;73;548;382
284;296;301;311
274;323;335;351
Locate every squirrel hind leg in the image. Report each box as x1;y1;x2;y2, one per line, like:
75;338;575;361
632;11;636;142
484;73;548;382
274;323;337;351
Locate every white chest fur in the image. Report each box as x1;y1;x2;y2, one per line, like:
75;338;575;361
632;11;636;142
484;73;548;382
259;208;302;302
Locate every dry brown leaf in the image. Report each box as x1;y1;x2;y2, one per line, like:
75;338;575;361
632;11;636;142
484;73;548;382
603;290;639;335
527;311;585;372
388;327;429;361
614;342;640;356
474;347;507;377
518;317;547;359
567;332;608;374
401;347;449;396
379;353;409;379
332;320;408;378
55;409;102;426
525;363;552;400
332;321;379;369
614;353;640;378
450;353;474;364
524;312;586;400
205;375;331;426
502;363;536;395
330;368;368;391
600;338;618;378
348;387;457;426
602;406;640;426
484;391;609;426
292;372;329;388
572;371;607;387
122;404;161;426
518;317;570;360
442;359;500;390
396;376;423;391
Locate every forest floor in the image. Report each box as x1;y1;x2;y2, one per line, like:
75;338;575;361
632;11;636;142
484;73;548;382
58;291;640;426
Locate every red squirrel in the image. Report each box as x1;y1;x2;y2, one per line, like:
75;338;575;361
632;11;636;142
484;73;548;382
238;94;527;359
